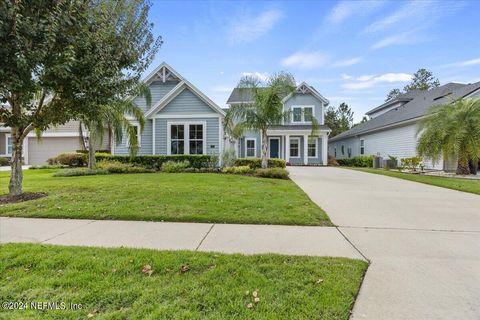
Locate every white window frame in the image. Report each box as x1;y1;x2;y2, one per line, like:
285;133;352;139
360;139;365;155
307;137;318;158
245;138;256;158
289;137;300;158
291;105;315;123
167;121;207;155
5;134;12;156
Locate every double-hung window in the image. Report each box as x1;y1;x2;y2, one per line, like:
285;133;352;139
290;138;300;158
6;134;12;155
189;124;204;155
308;137;317;158
292;106;314;123
246;139;256;158
170;123;205;155
360;139;365;155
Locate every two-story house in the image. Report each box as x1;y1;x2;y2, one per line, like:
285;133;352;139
226;82;331;165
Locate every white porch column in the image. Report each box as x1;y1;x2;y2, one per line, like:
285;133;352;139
303;135;308;165
285;135;290;163
152;118;156;155
322;134;328;165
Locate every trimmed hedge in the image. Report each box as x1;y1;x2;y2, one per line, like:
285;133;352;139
337;156;374;168
234;158;286;169
76;149;111;154
0;157;9;166
96;154;218;170
254;168;289;179
47;152;87;167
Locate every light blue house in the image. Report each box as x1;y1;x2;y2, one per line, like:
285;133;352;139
226;83;331;165
113;62;225;158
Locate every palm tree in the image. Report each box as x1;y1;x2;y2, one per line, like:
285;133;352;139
416;98;480;175
225;72;318;169
80;85;150;170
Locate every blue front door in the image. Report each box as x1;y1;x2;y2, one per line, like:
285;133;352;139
269;138;279;158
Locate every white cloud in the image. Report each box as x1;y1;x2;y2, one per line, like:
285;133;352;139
241;72;269;82
342;72;412;90
326;1;385;24
341;73;354;80
281;51;330;70
228;9;284;44
370;29;422;50
443;57;480;68
333;57;362;67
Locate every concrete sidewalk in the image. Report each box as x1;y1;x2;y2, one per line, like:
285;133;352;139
0;217;365;260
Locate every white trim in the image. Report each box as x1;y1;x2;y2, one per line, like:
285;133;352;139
245;138;256;158
285;135;290;162
5;133;12;156
465;87;480;98
291;105;315;124
268;137;280;159
167;121;207;155
144;81;186;118
322;134;328;165
23;137;29;164
154;113;221;119
267;129;330;136
282;82;329;104
152;118;156;155
307;136;318;158
218;119;223;165
289;137;300;159
26;132;80;138
303;135;308;165
360;139;365;155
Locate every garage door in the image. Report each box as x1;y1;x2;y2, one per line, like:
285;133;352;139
28;137;83;165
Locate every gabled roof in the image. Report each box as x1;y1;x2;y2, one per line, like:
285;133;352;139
282;82;330;105
365;90;422;116
330;81;480;142
226;82;329;105
143;62;225;118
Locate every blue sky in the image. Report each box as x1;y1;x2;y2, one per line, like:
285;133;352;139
148;0;480;121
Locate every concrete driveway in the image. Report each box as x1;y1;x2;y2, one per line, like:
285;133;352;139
289;167;480;320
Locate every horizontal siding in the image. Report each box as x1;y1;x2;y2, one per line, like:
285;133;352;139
159;88;215;114
155;117;220;156
307;137;323;165
45;120;80;133
329;137;360;159
238;131;261;158
283;93;324;125
114;119;153;155
134;80;180;112
288;136;304;165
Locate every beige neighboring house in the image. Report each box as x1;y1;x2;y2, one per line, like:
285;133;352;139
0;118;110;165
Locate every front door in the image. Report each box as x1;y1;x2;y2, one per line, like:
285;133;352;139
269;138;280;158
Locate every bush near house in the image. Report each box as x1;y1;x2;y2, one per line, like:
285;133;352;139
161;160;191;173
76;149;111;154
254;168;289;179
47;152;87;167
234;158;286;169
0;157;9;166
96;154;218;170
400;156;423;171
337;156;374;168
222;166;254;175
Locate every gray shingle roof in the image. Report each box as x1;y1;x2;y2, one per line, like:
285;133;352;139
365;90;423;115
330;82;480;142
226;88;258;104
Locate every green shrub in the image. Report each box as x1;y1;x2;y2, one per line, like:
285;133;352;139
47;152;87;167
161;160;191;173
400;156;422;171
95;154;217;170
254;168;289;179
96;160;153;174
30;164;67;170
53;168;108;177
183;167;222;173
222;166;254;175
234;158;286;169
337;156;374;167
0;157;10;166
221;148;237;167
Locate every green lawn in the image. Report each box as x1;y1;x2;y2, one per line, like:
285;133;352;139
350;167;480;195
0;244;367;320
0;169;331;226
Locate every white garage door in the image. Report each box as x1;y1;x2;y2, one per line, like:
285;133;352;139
28;137;83;165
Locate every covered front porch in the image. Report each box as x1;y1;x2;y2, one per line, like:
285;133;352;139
237;126;330;165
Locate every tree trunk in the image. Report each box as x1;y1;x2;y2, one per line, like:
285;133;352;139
456;157;470;175
88;128;96;170
261;129;268;169
9;129;24;196
468;159;478;175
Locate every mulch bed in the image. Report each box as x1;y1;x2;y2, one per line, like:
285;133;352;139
0;192;47;204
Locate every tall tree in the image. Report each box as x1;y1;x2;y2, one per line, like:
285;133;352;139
225;73;301;168
0;0;160;195
324;102;354;137
385;68;440;102
404;68;440;92
416;99;480;175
